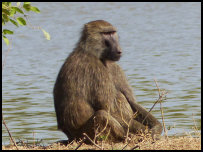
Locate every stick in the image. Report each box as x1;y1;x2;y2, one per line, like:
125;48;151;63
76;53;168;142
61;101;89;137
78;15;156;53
2;39;12;71
119;100;131;143
142;98;160;124
83;133;103;150
160;98;168;139
2;40;18;149
122;139;131;150
75;137;86;150
2;114;18;150
130;145;140;150
33;130;35;147
154;78;168;138
94;114;109;140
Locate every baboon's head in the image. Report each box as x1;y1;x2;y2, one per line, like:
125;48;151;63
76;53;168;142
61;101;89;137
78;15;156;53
79;20;122;62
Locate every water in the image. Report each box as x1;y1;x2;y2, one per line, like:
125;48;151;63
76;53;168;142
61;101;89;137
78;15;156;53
2;2;201;145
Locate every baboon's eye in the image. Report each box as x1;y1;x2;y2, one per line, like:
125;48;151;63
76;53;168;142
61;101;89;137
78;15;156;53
105;39;110;47
101;31;116;36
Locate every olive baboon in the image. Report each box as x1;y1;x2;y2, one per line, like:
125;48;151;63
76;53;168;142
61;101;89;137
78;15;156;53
53;20;162;142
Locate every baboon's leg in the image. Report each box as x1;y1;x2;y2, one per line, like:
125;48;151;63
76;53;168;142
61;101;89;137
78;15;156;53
91;110;126;141
121;88;162;138
130;103;163;138
62;110;126;142
129;119;148;133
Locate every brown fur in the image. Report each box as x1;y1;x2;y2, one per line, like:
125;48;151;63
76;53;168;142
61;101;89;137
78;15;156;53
53;20;162;142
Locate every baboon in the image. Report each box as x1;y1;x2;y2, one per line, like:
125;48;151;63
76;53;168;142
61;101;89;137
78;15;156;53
53;20;162;142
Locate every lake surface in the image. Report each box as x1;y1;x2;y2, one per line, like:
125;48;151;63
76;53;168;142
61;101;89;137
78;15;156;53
2;2;201;145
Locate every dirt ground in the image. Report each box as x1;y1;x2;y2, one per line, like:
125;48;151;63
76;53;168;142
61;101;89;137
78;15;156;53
2;135;201;150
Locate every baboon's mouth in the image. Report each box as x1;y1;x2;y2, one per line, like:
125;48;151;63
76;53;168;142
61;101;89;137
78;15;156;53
111;54;121;61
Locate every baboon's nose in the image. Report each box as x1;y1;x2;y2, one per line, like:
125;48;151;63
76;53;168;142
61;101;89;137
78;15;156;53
117;49;122;55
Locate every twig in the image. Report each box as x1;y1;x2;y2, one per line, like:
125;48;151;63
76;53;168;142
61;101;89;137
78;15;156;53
192;113;198;130
160;95;167;139
94;114;109;140
104;127;111;142
192;113;200;136
25;15;41;30
121;112;138;150
75;137;86;150
2;39;18;149
111;142;114;150
142;78;168;125
2;38;12;71
154;78;168;138
2;114;18;150
16;138;26;147
93;110;110;142
119;100;131;143
130;145;140;150
142;99;159;124
101;140;103;150
141;78;162;124
83;133;103;150
142;90;162;124
67;139;75;146
122;138;131;150
154;78;161;96
33;130;35;147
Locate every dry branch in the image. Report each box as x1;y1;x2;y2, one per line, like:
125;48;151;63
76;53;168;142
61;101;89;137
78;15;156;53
75;137;86;150
2;114;18;150
83;133;103;150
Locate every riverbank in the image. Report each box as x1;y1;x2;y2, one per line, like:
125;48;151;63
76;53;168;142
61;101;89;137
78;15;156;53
2;135;201;150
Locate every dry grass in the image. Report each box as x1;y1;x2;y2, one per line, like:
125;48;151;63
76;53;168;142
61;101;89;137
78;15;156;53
2;133;201;150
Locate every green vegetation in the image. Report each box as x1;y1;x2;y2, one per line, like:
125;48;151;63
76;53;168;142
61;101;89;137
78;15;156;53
2;2;50;46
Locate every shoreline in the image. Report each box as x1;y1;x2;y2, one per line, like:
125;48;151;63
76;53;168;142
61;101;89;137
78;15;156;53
2;135;201;150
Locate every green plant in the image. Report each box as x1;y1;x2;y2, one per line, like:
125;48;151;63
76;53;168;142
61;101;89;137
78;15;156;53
2;2;50;45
